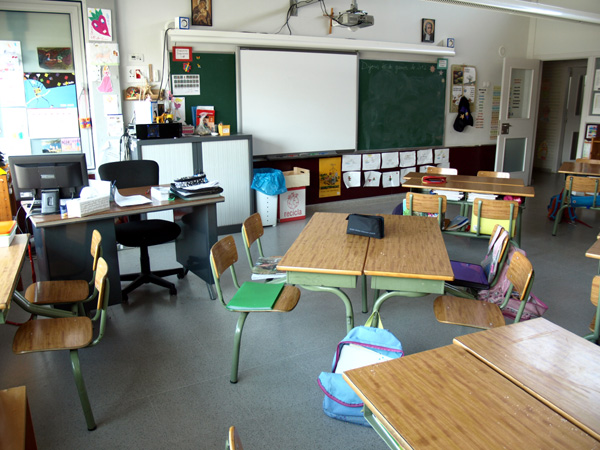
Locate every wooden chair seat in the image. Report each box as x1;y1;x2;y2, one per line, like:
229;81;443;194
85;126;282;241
13;317;93;353
25;280;90;305
433;295;506;329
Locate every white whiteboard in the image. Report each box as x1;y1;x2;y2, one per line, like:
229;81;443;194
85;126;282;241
240;48;358;156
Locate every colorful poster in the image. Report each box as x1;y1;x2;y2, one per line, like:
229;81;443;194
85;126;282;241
87;43;120;65
0;41;26;107
88;8;112;41
24;72;77;108
319;157;341;198
37;47;73;70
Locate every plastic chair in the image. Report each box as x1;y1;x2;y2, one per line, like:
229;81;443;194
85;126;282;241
433;251;534;329
584;275;600;344
24;229;102;316
210;235;300;383
226;426;244;450
477;170;510;178
426;166;458;175
404;192;447;228
98;160;185;300
552;175;600;237
241;213;285;282
12;257;110;431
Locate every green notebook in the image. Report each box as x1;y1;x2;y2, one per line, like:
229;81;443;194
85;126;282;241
227;282;284;311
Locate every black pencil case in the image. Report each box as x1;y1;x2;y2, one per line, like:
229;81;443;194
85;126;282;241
346;214;384;239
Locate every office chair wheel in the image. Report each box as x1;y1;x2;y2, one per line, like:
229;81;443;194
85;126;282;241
169;287;177;296
122;293;128;302
177;269;188;279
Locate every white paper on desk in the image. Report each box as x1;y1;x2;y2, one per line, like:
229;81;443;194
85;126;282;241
342;154;361;171
381;152;399;169
382;171;400;188
114;188;152;207
180;180;220;190
363;171;381;187
362;153;381;170
399;151;416;168
343;171;361;188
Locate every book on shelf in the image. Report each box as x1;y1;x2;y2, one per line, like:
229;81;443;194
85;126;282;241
251;256;286;280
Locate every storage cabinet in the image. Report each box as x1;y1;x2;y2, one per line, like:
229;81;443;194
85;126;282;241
131;135;253;233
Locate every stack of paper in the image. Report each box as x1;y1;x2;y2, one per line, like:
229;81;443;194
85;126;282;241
467;193;498;202
251;256;286;281
431;189;464;201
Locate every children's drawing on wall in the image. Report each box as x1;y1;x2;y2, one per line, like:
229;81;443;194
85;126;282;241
24;72;76;108
319;157;341;198
382;171;400;188
381;152;399;169
363;171;381;187
97;65;113;93
400;151;416;168
192;0;212;26
343;172;361;189
417;149;433;165
172;97;186;123
362;153;381;170
88;8;112;41
37;47;72;70
342;154;361;172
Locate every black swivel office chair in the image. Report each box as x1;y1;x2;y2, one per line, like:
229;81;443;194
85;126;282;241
98;160;185;300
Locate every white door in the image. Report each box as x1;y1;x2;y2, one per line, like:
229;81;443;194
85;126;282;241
559;66;586;167
495;58;541;185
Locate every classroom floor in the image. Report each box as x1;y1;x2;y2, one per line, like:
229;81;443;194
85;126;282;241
0;169;597;449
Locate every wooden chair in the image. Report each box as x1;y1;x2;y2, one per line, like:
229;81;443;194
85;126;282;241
477;170;510;178
210;235;300;383
241;213;285;282
471;198;519;239
25;229;102;316
584;275;600;344
426;166;458;175
434;251;534;329
226;426;244;450
12;257;110;431
552;176;600;236
404;192;447;228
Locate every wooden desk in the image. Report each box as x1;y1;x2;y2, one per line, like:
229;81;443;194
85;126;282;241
365;215;453;317
343;344;599;449
454;318;600;441
0;386;37;450
28;187;224;305
404;172;525;186
0;234;28;324
586;238;600;260
559;161;600;176
278;212;370;332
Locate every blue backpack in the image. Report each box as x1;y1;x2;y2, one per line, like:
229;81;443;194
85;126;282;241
317;326;404;426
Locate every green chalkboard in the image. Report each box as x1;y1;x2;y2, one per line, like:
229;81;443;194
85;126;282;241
358;60;446;150
170;53;237;133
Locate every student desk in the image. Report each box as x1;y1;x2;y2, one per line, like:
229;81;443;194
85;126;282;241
28;187;224;306
0;386;37;449
454;318;600;441
0;234;28;323
559;161;600;176
277;212;370;332
343;343;600;450
365;215;453;320
402;173;535;245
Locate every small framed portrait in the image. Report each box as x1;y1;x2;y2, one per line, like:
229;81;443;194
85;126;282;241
447;38;455;48
422;18;435;43
192;0;212;26
173;46;192;62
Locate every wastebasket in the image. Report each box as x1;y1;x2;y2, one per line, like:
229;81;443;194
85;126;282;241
251;169;287;227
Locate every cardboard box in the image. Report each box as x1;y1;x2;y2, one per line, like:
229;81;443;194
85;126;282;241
279;187;306;222
283;167;310;189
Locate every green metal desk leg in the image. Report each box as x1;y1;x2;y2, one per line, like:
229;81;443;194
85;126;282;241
363;405;403;450
70;349;96;431
372;290;430;326
299;285;354;332
361;274;368;314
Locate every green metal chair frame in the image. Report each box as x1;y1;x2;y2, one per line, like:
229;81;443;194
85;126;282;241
12;257;110;431
405;192;447;228
584;275;600;344
210;235;300;383
552;175;600;236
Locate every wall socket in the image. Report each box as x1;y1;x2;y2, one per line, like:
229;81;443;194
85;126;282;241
290;0;298;16
129;53;144;62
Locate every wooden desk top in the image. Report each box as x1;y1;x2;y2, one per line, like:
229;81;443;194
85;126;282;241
363;215;453;281
559;161;600;176
278;212;370;276
454;318;600;441
404;172;525;186
0;386;32;450
28;186;224;228
402;176;535;198
343;345;599;449
0;234;29;311
586;238;600;260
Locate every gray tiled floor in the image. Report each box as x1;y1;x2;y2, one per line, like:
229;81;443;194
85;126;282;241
0;170;597;449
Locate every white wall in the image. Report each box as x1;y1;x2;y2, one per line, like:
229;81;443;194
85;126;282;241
114;0;600;150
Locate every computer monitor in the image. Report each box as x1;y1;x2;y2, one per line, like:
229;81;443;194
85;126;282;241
8;153;89;202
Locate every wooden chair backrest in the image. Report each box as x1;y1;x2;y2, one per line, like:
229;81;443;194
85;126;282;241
242;213;264;249
94;257;109;311
406;192;447;214
565;175;600;194
227;426;244;450
473;199;519;220
477;170;510;178
591;276;600;307
575;158;600;165
90;229;102;271
210;235;238;280
506;252;533;302
426;166;458;175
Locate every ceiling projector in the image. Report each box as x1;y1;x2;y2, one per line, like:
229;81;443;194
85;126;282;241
337;1;374;28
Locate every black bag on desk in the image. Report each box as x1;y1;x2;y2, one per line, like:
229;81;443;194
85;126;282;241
346;214;384;239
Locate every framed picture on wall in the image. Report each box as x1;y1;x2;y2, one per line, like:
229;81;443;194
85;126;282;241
192;0;212;26
173;47;192;62
422;18;435;43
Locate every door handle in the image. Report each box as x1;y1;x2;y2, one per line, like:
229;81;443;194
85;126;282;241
501;123;511;135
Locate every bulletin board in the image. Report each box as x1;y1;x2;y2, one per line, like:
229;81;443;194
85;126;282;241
169;52;237;132
450;64;477;113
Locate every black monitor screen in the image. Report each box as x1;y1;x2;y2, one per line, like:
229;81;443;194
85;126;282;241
9;153;89;201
